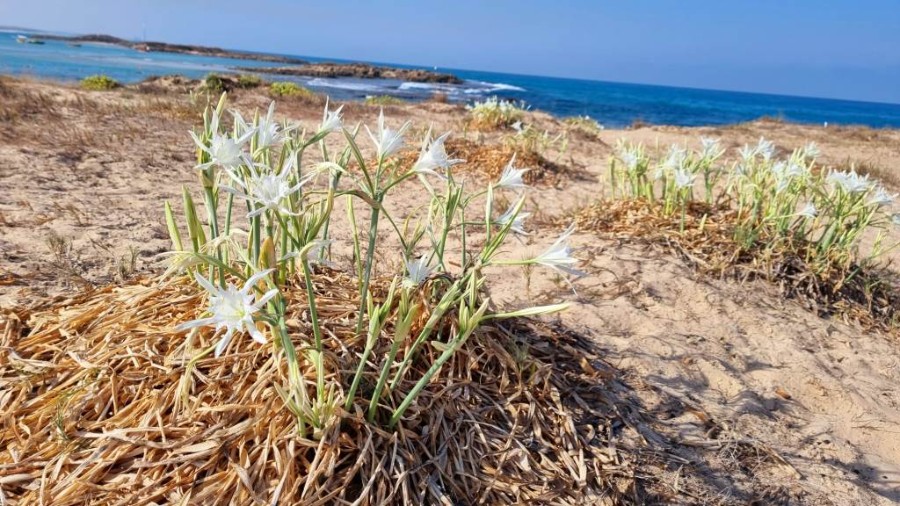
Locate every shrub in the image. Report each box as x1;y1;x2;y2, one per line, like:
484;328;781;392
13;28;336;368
466;96;527;130
269;81;314;98
236;74;263;89
80;75;119;91
202;74;226;93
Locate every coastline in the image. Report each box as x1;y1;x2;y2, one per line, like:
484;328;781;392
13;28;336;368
5;30;900;128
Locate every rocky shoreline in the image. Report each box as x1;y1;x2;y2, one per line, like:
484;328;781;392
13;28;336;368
242;62;463;84
32;34;308;64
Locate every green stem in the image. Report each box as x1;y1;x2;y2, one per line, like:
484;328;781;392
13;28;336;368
354;196;382;339
301;259;325;403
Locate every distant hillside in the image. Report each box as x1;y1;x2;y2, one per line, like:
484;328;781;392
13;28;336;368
31;33;308;65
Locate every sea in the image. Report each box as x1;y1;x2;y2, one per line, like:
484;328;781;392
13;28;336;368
3;29;900;129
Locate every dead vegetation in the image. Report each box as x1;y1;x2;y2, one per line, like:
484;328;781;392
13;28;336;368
1;274;646;505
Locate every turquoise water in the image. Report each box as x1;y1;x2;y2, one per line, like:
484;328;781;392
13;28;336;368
3;30;900;129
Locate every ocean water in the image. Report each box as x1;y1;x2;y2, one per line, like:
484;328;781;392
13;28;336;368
3;30;900;129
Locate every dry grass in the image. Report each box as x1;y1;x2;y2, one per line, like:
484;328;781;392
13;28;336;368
388;138;571;187
571;199;900;329
0;273;643;504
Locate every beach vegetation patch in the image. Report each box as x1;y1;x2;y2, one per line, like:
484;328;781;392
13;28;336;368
365;94;405;106
236;73;263;89
269;80;315;99
467;96;527;130
564;114;605;136
574;138;900;327
80;74;119;91
202;73;227;93
0;95;649;504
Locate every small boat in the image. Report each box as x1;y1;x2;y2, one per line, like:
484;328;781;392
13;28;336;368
16;35;27;43
27;39;45;45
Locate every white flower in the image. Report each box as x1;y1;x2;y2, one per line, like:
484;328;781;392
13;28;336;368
868;186;896;207
496;203;530;235
176;270;278;357
193;132;253;172
413;132;462;177
533;225;583;277
366;109;410;159
802;142;821;160
319;100;344;134
403;256;433;288
615;141;642;172
237;101;292;152
738;144;757;163
699;137;722;161
827;169;871;194
663;144;687;171
495;154;529;190
673;168;695;189
224;157;312;218
191;111;254;172
756;137;776;161
771;162;806;192
797;202;817;218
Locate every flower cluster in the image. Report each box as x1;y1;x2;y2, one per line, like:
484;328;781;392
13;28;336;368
166;95;577;432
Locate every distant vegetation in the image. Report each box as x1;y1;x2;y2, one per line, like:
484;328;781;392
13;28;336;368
236;74;263;89
269;81;315;98
365;95;405;106
467;97;527;130
563;115;604;136
80;75;119;91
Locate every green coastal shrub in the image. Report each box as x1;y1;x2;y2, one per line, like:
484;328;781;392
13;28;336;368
269;81;314;98
203;74;226;93
80;75;119;91
236;74;263;89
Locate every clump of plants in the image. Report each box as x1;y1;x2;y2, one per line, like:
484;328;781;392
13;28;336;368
268;81;314;99
1;96;641;504
564;114;604;136
80;74;119;91
504;120;569;161
202;73;227;93
580;137;900;325
236;73;263;89
466;96;527;130
364;94;404;105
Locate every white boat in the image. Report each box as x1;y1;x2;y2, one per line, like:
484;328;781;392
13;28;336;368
16;35;28;43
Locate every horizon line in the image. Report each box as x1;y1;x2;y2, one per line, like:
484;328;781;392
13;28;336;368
6;25;900;108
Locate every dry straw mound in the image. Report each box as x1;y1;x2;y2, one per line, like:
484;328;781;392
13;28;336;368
0;274;639;505
390;138;568;187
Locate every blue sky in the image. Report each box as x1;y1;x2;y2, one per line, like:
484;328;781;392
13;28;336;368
2;0;899;103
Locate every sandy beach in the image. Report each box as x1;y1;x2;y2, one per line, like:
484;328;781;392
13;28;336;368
4;76;900;504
